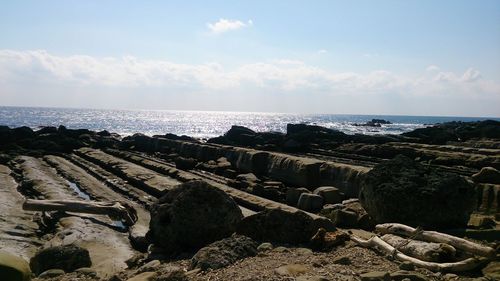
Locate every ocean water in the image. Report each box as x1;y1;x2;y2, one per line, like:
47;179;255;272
0;106;498;139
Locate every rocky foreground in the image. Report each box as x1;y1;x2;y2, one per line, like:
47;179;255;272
0;121;499;281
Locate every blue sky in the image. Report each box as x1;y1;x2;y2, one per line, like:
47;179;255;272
0;0;499;116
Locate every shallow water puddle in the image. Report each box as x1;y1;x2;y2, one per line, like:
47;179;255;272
66;180;91;200
112;220;127;230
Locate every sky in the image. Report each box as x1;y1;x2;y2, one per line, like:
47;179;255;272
0;0;499;117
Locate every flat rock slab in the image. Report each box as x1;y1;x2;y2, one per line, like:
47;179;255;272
13;156;139;278
0;165;41;260
76;148;181;196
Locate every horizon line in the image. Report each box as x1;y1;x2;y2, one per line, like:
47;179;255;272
1;104;499;120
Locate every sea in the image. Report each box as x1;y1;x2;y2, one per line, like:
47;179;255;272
0;106;498;139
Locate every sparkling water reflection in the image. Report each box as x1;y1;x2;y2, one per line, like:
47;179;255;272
0;106;497;138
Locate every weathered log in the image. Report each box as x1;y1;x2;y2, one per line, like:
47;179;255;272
23;199;138;226
381;234;456;262
375;223;495;257
351;235;482;272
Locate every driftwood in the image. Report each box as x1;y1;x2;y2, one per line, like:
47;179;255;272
375;223;496;257
381;234;456;262
351;235;482;272
23;199;138;226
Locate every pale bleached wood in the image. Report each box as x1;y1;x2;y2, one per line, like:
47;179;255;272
351;235;482;272
375;223;495;257
23;199;137;226
381;234;456;262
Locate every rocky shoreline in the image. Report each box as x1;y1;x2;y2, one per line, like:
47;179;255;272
0;121;499;281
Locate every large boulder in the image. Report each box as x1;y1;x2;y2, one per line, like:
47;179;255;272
360;155;476;229
148;180;243;253
236;209;333;244
190;235;258;271
29;244;91;275
0;251;31;281
223;125;261;146
472;167;500;184
402;120;500;144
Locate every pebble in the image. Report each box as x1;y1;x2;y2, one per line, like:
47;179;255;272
38;269;65;278
75;267;98;277
273;246;290;253
332;256;351;265
360;271;390;281
294;247;313;256
443;273;459;280
137;259;161;273
257;242;273;252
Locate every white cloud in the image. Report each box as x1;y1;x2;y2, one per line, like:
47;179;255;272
317;49;328;54
426;65;440;72
0;50;498;105
207;18;253;34
461;68;481;82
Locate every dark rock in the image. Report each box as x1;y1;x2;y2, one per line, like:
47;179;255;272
390;271;427;281
28;139;64;152
36;126;58;135
283;139;305;152
398;261;415;271
206;136;230;145
325;209;358;228
297;193;323;212
354;119;392;127
174;157;197;170
332;256;351;265
286;187;310;206
360;155;476;229
30;244;92;275
372;119;392;124
0;126;14;145
252;185;283;202
286;124;347;144
12;126;35;140
287;124;336;136
97;130;111;136
190;235;258;270
313;186;342;204
159;133;196;142
236;209;332;244
402;120;500;144
123;133;153;151
148;180;243;253
222;125;262;146
236;173;260;184
472;167;500;184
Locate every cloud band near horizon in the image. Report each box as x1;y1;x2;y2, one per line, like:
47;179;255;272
0;49;499;116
